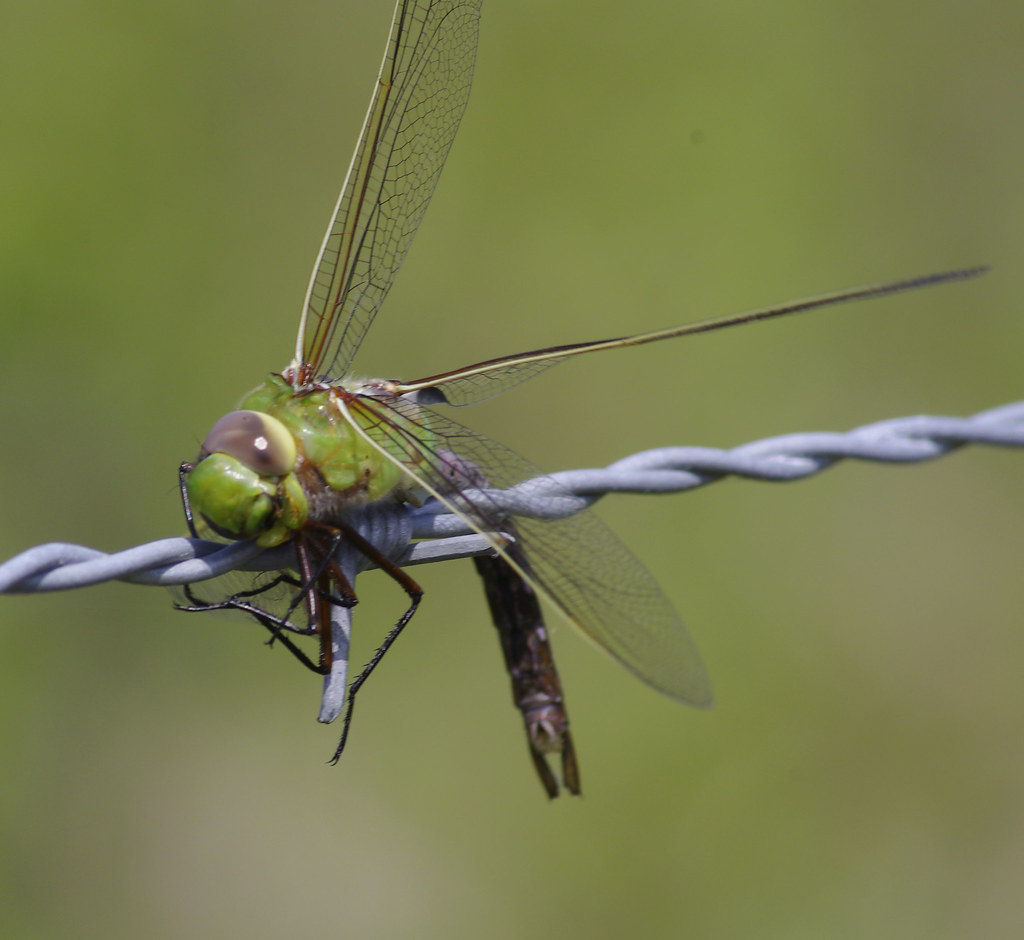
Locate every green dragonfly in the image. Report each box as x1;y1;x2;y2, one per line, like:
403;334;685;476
178;0;983;795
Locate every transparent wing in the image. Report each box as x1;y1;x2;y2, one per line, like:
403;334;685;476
404;358;562;406
345;392;714;706
388;266;990;406
296;0;482;381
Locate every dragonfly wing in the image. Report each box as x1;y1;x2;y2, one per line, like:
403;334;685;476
297;0;482;380
390;266;990;406
404;358;563;407
345;393;714;707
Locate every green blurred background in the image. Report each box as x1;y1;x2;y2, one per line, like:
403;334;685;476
1;0;1022;936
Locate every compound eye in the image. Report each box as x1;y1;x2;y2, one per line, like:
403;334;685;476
201;410;296;476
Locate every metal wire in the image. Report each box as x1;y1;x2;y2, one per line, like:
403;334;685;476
1;400;1021;596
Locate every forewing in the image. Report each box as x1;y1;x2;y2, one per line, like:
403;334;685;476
297;0;482;380
346;393;713;706
406;358;563;406
389;266;991;406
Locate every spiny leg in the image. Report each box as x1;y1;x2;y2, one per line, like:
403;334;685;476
304;529;359;674
177;576;310;627
303;529;360;609
316;521;423;764
257;529;360;676
176;582;326;674
178;461;199;538
259;530;340;655
176;530;358;677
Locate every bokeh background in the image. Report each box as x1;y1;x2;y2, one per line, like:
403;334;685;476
1;1;1022;936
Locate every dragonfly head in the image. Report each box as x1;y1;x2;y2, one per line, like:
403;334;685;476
186;410;308;546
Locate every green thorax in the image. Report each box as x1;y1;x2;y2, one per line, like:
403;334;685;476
240;374;431;506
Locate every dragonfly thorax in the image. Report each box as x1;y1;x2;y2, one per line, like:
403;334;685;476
185;374;431;548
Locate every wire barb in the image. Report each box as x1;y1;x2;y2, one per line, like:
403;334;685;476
1;400;1022;595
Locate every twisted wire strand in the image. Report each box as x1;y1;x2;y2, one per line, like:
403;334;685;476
2;400;1022;595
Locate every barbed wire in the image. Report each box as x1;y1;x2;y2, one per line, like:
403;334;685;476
1;399;1022;596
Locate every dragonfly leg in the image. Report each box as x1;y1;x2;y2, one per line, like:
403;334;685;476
318;521;423;764
176;582;327;674
302;529;360;609
298;528;360;673
238;528;358;679
178;461;199;538
175;527;361;678
261;531;343;657
177;574;310;621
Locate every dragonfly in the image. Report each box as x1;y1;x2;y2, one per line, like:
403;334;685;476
177;0;984;796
